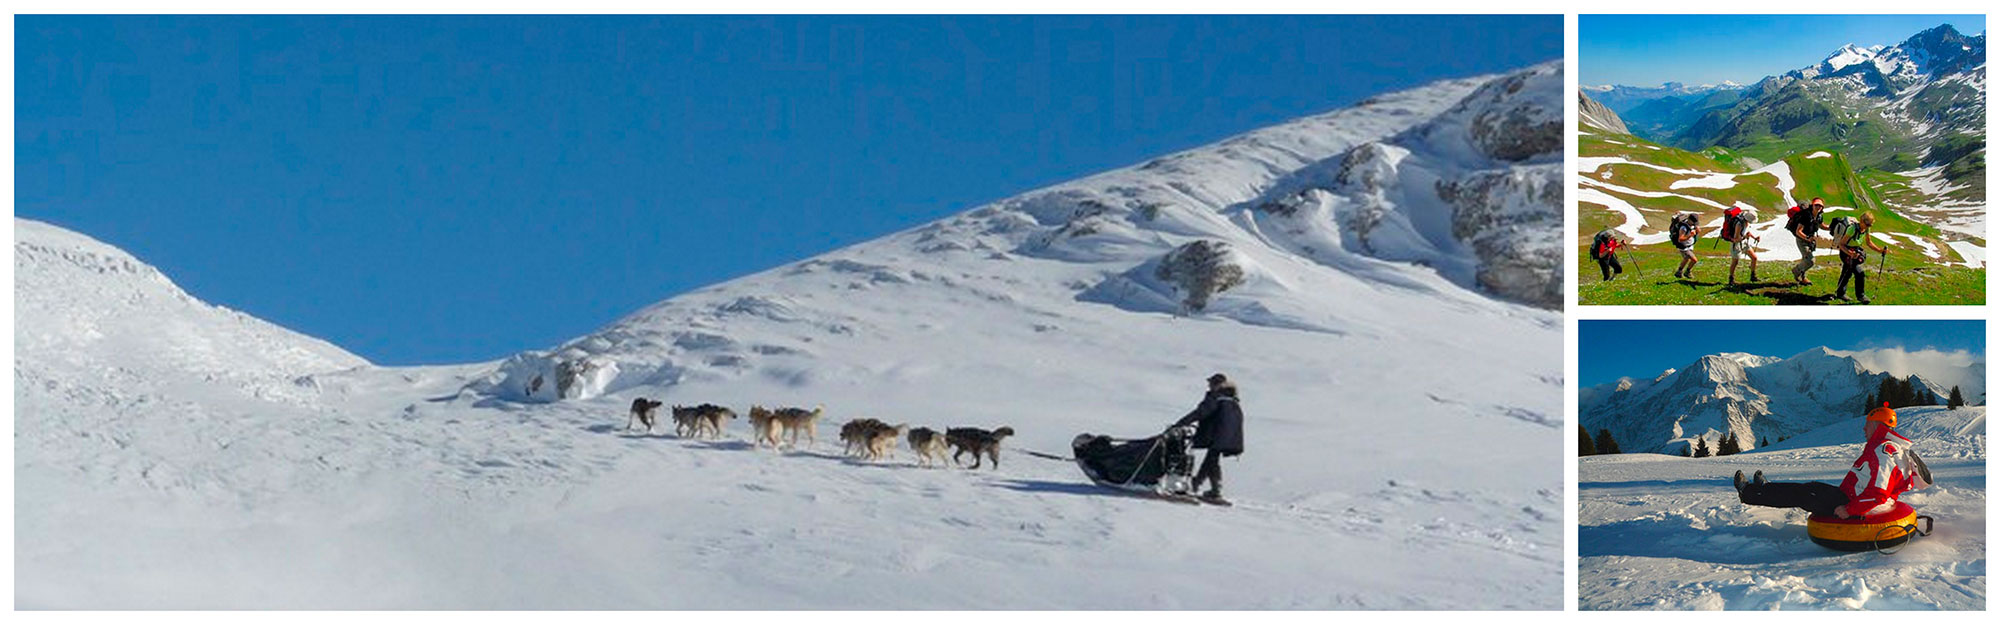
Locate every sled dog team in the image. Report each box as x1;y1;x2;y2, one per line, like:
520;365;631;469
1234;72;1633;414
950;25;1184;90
1590;198;1891;302
625;397;1014;468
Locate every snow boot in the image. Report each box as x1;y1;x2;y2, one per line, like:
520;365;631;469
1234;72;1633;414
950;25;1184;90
1754;470;1767;485
1733;470;1747;492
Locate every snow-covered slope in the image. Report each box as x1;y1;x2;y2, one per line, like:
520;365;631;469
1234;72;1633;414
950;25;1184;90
15;62;1564;609
1580;347;1956;454
1579;406;1986;610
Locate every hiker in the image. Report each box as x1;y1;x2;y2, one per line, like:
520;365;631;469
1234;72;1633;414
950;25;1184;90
1589;229;1625;281
1786;198;1829;284
1670;212;1701;279
1833;212;1889;304
1712;206;1760;284
1731;404;1931;518
1174;373;1244;501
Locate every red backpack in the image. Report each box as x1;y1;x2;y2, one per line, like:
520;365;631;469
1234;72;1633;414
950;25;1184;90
1721;207;1745;241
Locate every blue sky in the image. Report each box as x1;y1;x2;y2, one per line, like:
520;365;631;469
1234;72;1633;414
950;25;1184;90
17;15;1560;365
1581;14;1986;87
1579;320;1985;387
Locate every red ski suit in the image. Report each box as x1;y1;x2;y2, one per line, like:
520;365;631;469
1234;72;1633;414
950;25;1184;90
1836;426;1932;518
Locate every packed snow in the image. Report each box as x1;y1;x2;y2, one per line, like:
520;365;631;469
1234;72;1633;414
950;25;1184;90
1580;406;1986;610
15;62;1565;609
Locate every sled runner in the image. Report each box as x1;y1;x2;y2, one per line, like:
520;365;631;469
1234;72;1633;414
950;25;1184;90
1072;425;1201;502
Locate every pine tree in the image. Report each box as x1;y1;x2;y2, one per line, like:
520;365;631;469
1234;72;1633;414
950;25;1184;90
1718;432;1740;456
1594;428;1622;455
1865;392;1878;414
1877;377;1899;408
1579;425;1597;456
1693;436;1711;458
1759;435;1769;448
1898;377;1917;407
1949;386;1966;409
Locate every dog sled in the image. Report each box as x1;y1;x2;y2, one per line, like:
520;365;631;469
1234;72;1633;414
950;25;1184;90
1072;425;1213;504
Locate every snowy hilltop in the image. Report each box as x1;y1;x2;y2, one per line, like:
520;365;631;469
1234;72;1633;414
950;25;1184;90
1580;405;1986;610
15;61;1564;609
1580;347;1974;455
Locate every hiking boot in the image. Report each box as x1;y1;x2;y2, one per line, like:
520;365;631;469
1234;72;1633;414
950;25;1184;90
1733;470;1747;492
1857;296;1872;305
1754;470;1767;485
1833;291;1848;301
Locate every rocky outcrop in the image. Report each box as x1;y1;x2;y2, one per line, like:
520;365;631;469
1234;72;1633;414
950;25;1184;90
1154;240;1247;312
1578;91;1631;135
1436;166;1564;308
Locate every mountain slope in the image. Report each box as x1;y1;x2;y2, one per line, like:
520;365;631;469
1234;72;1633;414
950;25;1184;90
1579;347;1959;454
16;63;1565;609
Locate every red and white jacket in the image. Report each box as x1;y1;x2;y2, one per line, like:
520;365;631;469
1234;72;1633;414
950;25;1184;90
1837;426;1932;517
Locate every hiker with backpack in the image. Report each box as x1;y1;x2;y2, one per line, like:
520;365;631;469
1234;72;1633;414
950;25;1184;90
1832;212;1889;304
1669;212;1701;279
1711;206;1761;284
1786;198;1829;284
1589;229;1626;281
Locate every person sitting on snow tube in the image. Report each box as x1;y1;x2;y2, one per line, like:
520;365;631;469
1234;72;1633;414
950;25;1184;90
1730;403;1932;519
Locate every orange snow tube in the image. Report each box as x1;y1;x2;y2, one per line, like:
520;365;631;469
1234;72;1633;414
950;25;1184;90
1806;502;1928;552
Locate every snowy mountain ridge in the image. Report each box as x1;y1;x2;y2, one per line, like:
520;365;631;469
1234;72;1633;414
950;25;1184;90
477;60;1563;405
1580;346;1967;454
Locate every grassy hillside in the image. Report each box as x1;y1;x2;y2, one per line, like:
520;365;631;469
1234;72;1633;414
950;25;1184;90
1576;127;1984;305
1578;243;1984;305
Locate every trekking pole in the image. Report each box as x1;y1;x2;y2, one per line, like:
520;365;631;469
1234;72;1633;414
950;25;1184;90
1879;249;1887;274
1626;247;1641;276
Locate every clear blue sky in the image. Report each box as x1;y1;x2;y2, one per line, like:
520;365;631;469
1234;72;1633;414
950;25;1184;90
1579;320;1985;387
17;15;1559;366
1581;14;1986;87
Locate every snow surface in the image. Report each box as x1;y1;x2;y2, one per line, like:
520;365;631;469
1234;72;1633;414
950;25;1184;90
1946;241;1986;269
1580;406;1985;611
15;64;1564;609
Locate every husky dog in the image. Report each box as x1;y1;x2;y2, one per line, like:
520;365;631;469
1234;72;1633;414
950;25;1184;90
773;406;824;448
863;424;909;461
627;398;664;433
747;406;784;450
669;405;703;438
840;418;889;456
693;403;737;439
946;426;1016;469
906;427;949;467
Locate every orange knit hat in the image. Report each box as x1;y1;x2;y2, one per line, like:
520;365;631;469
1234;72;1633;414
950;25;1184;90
1866;402;1898;428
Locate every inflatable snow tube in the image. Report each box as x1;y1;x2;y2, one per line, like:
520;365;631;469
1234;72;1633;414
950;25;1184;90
1806;502;1922;552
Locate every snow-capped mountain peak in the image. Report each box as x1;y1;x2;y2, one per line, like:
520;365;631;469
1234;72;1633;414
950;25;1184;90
1581;346;1966;454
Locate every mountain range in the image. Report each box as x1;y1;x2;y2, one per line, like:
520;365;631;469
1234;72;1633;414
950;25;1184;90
1579;346;1976;455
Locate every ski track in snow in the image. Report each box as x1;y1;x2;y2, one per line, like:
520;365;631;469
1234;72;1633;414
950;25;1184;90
1580;407;1986;611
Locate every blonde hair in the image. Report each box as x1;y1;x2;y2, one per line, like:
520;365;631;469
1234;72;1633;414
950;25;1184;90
1858;213;1876;226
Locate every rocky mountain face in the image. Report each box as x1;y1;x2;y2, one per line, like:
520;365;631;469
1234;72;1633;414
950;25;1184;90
1578;91;1630;135
1580;347;1950;454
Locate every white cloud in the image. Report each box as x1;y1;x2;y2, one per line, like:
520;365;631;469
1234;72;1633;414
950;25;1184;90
1828;347;1986;402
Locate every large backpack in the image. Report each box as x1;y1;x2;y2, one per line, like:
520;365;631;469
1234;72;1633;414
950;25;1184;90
1670;214;1698;246
1828;215;1853;240
1590;230;1616;260
1720;207;1747;241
